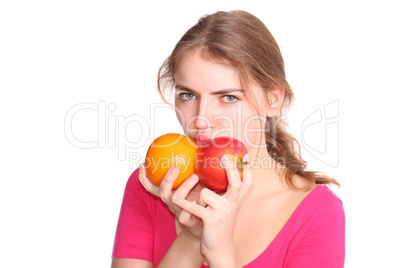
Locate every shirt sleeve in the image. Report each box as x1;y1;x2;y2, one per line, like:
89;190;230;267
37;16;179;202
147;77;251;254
112;169;155;261
286;199;346;268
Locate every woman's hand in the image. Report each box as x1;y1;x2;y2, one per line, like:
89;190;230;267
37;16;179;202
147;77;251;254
138;164;204;240
172;153;252;267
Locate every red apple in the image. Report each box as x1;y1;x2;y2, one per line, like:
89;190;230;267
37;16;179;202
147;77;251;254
195;137;248;192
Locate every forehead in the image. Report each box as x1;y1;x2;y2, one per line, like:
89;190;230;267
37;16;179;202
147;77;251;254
174;49;269;110
175;50;242;91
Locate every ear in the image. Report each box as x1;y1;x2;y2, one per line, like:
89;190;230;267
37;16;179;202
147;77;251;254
266;88;285;117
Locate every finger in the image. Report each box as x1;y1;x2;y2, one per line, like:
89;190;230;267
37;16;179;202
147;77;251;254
172;195;209;220
178;208;191;225
198;188;222;210
138;164;159;196
198;196;207;207
239;153;253;200
221;155;242;201
171;174;199;201
177;202;197;227
158;166;180;203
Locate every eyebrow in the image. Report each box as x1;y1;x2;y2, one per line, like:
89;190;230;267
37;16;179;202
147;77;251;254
175;85;245;95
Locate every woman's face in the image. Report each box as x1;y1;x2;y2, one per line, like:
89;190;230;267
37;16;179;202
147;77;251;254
174;50;269;155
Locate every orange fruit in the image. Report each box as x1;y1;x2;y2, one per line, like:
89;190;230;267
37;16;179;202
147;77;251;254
144;133;199;190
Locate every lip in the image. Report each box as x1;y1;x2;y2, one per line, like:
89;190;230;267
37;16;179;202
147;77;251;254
194;134;211;147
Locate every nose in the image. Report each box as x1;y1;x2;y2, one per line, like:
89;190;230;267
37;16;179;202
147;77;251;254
194;115;209;129
194;98;214;130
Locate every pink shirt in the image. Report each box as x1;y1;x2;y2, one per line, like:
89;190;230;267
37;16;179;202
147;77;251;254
112;168;345;267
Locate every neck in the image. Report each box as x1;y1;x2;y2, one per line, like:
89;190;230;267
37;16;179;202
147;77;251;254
247;145;287;196
248;145;279;170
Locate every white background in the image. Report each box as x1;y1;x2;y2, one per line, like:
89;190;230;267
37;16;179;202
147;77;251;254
1;0;401;267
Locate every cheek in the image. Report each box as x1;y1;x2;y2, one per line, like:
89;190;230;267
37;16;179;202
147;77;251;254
175;110;190;127
175;103;189;127
175;108;185;126
175;105;198;133
238;111;266;148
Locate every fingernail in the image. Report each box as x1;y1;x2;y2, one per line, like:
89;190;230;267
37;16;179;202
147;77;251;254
221;155;230;167
170;166;179;174
191;174;198;181
242;153;250;168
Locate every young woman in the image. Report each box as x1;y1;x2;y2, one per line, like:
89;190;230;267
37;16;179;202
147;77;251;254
111;10;345;268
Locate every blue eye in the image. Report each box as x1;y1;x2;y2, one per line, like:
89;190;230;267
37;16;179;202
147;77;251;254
176;92;239;104
222;95;239;104
178;93;196;101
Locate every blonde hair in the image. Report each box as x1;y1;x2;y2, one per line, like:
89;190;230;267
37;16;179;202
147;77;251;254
157;10;339;190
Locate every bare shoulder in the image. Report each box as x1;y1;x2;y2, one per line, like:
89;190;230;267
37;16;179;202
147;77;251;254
111;258;153;268
290;174;316;191
277;174;316;202
288;174;342;208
